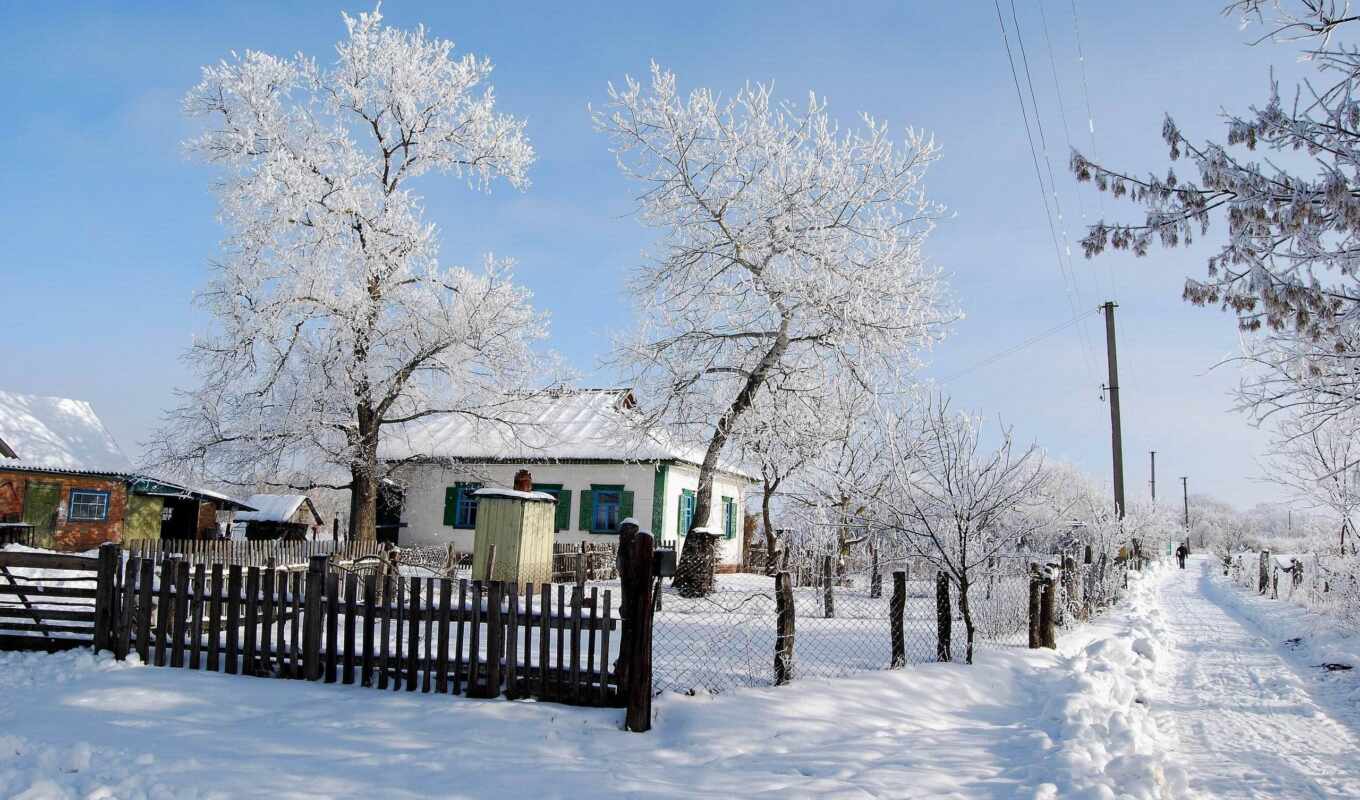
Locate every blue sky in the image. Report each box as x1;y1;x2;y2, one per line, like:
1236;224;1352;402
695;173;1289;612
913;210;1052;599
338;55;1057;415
0;2;1305;509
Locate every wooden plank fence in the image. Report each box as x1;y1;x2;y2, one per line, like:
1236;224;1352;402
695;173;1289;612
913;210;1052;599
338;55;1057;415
0;547;118;652
105;545;631;708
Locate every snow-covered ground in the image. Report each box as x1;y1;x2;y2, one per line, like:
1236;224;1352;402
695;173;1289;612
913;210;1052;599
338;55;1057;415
0;570;1181;799
1147;555;1360;799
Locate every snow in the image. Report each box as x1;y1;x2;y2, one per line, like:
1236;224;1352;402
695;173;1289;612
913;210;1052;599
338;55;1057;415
0;565;1190;798
381;388;756;479
232;494;315;523
0;391;131;472
470;487;557;503
1144;555;1360;798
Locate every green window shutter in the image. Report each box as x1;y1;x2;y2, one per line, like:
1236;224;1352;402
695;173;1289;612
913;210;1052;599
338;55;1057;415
620;490;634;522
651;465;668;536
442;484;464;526
722;496;735;539
578;489;593;532
555;489;571;532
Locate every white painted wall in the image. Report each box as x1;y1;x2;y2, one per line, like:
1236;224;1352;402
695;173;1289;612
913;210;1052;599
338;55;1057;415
392;461;753;564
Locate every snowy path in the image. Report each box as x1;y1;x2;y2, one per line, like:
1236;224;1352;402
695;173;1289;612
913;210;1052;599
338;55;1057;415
1150;557;1360;799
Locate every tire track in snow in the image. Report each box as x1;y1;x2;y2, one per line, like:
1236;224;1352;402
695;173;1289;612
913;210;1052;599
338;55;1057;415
1149;558;1360;799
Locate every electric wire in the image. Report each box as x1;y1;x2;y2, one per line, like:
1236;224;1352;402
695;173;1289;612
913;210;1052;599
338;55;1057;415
995;0;1100;380
939;307;1102;384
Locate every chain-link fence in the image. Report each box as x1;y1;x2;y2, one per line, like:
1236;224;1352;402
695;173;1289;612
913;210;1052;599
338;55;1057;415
1228;550;1360;626
645;529;1130;694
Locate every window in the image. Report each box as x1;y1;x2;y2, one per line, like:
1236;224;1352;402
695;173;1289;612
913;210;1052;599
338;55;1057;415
68;489;110;522
592;489;622;532
579;485;632;533
443;483;482;528
532;483;571;532
721;496;737;540
677;489;695;537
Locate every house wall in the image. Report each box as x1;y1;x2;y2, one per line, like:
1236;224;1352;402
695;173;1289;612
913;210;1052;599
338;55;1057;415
393;461;754;564
0;469;128;551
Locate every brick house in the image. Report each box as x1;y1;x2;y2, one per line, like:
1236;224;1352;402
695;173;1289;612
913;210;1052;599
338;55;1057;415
0;391;253;550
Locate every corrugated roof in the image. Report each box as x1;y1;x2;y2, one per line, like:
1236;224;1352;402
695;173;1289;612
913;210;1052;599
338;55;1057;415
0;391;131;472
380;388;755;479
0;460;256;511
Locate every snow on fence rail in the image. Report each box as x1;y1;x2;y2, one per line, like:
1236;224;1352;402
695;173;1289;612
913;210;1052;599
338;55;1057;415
126;539;385;570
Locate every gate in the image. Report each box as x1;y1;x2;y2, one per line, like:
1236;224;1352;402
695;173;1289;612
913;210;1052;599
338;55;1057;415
0;547;119;652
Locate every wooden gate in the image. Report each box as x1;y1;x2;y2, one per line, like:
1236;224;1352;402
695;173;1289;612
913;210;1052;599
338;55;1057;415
0;547;119;652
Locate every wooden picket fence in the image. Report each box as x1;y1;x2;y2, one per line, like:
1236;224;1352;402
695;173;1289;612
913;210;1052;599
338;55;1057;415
105;547;627;707
125;539;385;571
551;542;618;583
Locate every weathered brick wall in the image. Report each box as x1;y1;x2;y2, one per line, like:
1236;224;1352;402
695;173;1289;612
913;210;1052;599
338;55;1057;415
0;469;128;551
0;478;23;521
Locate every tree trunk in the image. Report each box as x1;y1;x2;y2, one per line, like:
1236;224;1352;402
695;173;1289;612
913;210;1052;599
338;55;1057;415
349;467;378;542
958;576;975;665
673;317;792;596
762;478;780;577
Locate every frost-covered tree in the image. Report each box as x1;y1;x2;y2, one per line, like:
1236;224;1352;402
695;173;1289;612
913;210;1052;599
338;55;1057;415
1071;1;1360;425
151;7;549;539
878;396;1049;663
1262;408;1360;553
594;64;952;594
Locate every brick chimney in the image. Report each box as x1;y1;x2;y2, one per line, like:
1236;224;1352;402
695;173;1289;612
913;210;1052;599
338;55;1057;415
513;469;533;492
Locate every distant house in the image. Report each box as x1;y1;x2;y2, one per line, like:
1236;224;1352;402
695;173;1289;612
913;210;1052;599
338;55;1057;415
383;388;758;565
0;391;253;550
231;494;325;541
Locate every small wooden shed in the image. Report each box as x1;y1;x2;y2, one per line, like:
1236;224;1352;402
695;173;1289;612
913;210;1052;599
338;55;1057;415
470;487;557;585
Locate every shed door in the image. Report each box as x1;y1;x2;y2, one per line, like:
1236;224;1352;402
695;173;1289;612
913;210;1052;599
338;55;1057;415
126;495;163;541
22;481;60;548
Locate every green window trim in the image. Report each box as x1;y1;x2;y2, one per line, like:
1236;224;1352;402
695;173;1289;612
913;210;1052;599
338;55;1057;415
532;483;571;532
442;482;481;529
721;495;737;540
651;464;668;536
585;484;633;534
677;488;696;538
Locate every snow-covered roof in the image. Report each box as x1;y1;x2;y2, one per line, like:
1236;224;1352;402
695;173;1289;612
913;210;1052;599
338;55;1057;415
0;391;131;471
381;388;756;479
234;494;321;524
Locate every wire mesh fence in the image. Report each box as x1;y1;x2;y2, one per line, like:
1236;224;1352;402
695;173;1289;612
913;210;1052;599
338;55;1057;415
645;529;1128;694
1228;550;1360;626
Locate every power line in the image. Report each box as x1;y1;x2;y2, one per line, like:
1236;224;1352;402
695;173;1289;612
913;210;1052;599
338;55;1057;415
1069;0;1117;303
994;0;1099;380
939;307;1102;384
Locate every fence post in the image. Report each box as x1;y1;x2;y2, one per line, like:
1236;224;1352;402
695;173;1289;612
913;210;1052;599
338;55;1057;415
93;542;121;654
302;554;327;680
1027;564;1042;649
822;555;835;619
869;544;882;599
1258;550;1270;595
618;524;655;733
935;571;951;663
889;570;906;668
774;570;796;684
1039;567;1057;649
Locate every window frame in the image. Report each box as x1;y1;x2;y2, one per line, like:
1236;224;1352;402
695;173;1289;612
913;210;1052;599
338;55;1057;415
453;483;482;529
589;484;624;534
68;488;111;522
678;488;696;537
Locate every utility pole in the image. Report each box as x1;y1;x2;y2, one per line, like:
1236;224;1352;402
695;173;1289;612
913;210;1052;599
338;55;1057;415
1150;450;1156;502
1101;302;1126;519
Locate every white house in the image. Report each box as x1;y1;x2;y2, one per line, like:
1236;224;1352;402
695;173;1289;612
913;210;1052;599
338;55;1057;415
384;389;758;564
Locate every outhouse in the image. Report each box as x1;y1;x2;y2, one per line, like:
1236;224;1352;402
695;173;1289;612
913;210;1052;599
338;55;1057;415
471;473;557;585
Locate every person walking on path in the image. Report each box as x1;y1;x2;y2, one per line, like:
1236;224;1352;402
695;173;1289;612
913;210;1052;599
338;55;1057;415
1175;543;1188;569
